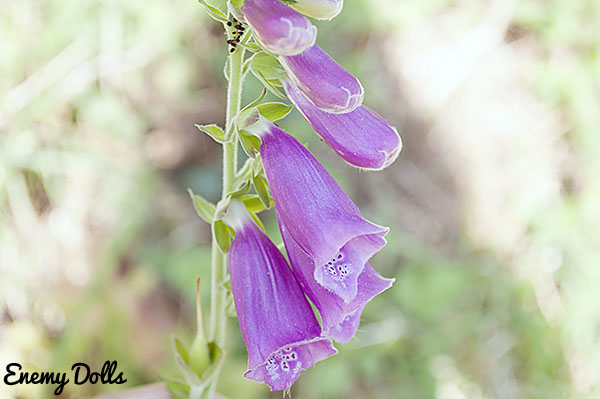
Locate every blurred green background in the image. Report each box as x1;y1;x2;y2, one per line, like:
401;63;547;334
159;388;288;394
1;0;599;398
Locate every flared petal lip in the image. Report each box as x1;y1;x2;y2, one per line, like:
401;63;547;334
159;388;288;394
244;336;337;383
269;18;317;56
312;225;389;272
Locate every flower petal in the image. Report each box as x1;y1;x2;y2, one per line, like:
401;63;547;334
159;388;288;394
282;78;402;169
228;201;336;390
242;0;317;56
280;219;394;343
280;44;364;113
258;121;388;302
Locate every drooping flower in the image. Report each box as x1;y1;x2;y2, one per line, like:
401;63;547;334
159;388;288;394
280;215;394;343
247;118;388;303
289;0;344;20
241;0;317;56
279;44;364;113
227;200;337;391
282;77;402;170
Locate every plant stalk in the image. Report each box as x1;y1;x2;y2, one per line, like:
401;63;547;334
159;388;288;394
205;45;245;398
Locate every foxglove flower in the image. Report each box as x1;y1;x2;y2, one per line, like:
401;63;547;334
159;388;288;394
282;77;402;170
227;200;337;391
280;217;394;343
290;0;344;20
279;44;364;113
242;0;317;56
249;118;388;303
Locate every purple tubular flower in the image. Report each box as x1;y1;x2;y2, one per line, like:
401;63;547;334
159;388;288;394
280;216;394;343
290;0;344;20
241;0;317;56
282;77;402;170
255;120;388;303
279;44;364;113
228;201;337;391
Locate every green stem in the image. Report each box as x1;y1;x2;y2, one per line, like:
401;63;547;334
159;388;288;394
205;46;245;398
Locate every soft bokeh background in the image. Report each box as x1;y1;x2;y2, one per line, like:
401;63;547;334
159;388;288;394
1;0;599;398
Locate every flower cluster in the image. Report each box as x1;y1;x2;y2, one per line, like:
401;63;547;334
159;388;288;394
222;0;402;391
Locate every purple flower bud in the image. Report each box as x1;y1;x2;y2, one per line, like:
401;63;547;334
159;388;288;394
242;0;317;56
290;0;344;20
282;77;402;170
228;201;337;391
280;44;364;113
254;120;388;303
280;215;394;343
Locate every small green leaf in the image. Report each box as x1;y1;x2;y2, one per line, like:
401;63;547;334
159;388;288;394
241;88;268;113
195;123;228;143
252;53;286;80
257;102;293;122
197;0;228;23
252;154;263;177
236;107;260;130
188;188;216;224
250;211;266;231
173;337;190;364
227;180;251;197
213;220;235;254
226;294;237;318
172;337;202;387
241;194;267;213
161;377;190;399
239;131;262;158
229;0;245;8
253;175;272;208
242;42;262;53
214;196;231;220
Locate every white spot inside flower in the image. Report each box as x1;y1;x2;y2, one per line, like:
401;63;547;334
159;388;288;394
322;250;353;287
266;348;301;377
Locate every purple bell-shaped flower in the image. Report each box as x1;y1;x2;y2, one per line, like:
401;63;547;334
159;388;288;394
249;118;388;303
227;200;337;391
282;77;402;170
242;0;317;56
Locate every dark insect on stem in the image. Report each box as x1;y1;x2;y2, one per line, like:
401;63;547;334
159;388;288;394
226;16;245;53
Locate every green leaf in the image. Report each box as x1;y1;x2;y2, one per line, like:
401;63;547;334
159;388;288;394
188;188;216;224
161;377;190;399
229;0;245;9
197;0;228;23
253;175;272;208
173;337;190;364
238;131;262;158
250;211;266;231
227;180;251;197
241;194;267;214
214;196;231;220
241;88;267;113
242;42;262;53
195;123;228;143
200;342;225;382
257;102;293;122
252;154;263;177
236;107;260;130
172;337;202;387
213;220;235;254
226;294;237;318
252;53;286;80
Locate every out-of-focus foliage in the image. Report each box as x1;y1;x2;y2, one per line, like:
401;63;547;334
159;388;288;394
1;0;599;398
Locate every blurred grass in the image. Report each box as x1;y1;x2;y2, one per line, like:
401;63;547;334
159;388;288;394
1;0;599;398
